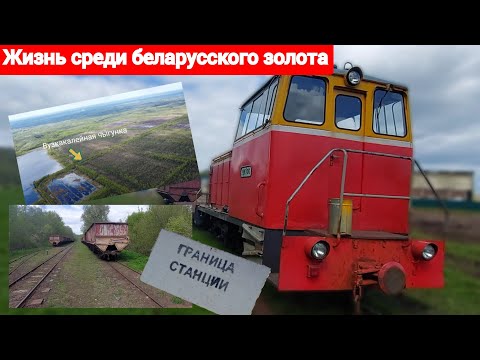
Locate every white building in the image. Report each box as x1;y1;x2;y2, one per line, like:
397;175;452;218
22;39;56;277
411;170;474;201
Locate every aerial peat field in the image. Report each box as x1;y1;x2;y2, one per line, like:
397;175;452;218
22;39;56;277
11;91;199;205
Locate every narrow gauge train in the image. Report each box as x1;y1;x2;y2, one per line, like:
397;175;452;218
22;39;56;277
82;222;129;261
49;235;74;247
194;65;445;305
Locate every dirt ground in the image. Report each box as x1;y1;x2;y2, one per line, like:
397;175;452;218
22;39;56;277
39;241;189;308
410;208;479;243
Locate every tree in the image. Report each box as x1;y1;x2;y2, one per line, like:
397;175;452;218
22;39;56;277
9;205;76;250
81;205;110;233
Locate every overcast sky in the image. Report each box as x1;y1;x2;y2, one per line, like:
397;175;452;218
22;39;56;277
1;46;479;191
9;82;182;121
38;205;148;234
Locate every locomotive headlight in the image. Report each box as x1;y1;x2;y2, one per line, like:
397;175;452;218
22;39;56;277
346;66;363;86
311;241;330;260
422;244;437;260
412;241;438;261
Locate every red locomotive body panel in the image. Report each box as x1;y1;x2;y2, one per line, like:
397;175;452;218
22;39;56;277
278;235;444;291
210;127;412;234
228;132;271;227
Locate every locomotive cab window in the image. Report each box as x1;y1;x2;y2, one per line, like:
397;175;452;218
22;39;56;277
235;77;278;140
235;102;253;139
284;76;326;125
335;95;361;131
373;89;407;137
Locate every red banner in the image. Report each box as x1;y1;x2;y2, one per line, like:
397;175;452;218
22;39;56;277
0;45;334;75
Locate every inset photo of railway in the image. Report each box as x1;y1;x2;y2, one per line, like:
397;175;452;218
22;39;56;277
8;204;193;309
8;82;200;206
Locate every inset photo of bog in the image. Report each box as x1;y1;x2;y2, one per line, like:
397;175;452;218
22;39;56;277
9;204;193;309
8;83;200;205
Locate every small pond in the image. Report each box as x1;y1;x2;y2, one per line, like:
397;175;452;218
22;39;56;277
47;172;97;204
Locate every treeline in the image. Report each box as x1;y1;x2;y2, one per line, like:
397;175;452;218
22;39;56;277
0;148;21;186
9;206;76;250
127;205;192;255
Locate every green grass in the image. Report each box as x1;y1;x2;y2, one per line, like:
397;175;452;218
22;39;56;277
85;189;167;205
9;246;49;262
118;250;149;273
409;265;480;314
171;296;185;305
445;241;480;262
192;227;229;251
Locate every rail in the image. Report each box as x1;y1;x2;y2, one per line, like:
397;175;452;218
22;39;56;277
107;262;164;308
9;249;42;264
9;245;72;287
282;148;429;237
12;245;73;308
9;250;42;275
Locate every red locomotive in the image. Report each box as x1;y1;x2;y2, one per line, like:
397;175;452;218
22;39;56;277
194;65;444;307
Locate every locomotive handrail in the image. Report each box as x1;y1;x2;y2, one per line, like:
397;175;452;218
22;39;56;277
283;148;416;237
413;159;450;233
283;148;347;236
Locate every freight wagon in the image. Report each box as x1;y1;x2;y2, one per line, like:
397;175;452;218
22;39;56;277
49;235;74;247
82;222;129;261
157;179;201;204
194;64;445;311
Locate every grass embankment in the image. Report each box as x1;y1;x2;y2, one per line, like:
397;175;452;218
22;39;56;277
117;250;148;273
83;189;167;205
10;246;50;262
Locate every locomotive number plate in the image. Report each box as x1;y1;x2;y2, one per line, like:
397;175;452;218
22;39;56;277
241;166;252;178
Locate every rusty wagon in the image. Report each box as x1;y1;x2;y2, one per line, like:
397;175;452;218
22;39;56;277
49;235;74;247
82;222;129;261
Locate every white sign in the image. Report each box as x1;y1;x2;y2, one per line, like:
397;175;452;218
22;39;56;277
140;230;271;315
240;166;252;178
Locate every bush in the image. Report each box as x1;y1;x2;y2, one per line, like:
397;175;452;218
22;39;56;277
127;206;192;256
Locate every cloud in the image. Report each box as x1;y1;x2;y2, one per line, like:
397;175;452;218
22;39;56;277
0;76;152;147
164;75;269;171
36;204;149;234
108;205;149;223
39;205;83;234
333;46;480;191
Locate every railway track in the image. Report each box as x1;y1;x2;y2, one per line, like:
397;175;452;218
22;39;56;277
9;250;45;275
9;247;65;278
106;261;164;308
9;245;74;308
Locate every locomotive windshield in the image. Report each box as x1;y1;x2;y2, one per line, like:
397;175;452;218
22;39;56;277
373;90;406;137
284;76;326;124
335;95;362;131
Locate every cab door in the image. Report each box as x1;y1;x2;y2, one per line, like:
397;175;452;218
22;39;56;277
328;88;366;215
